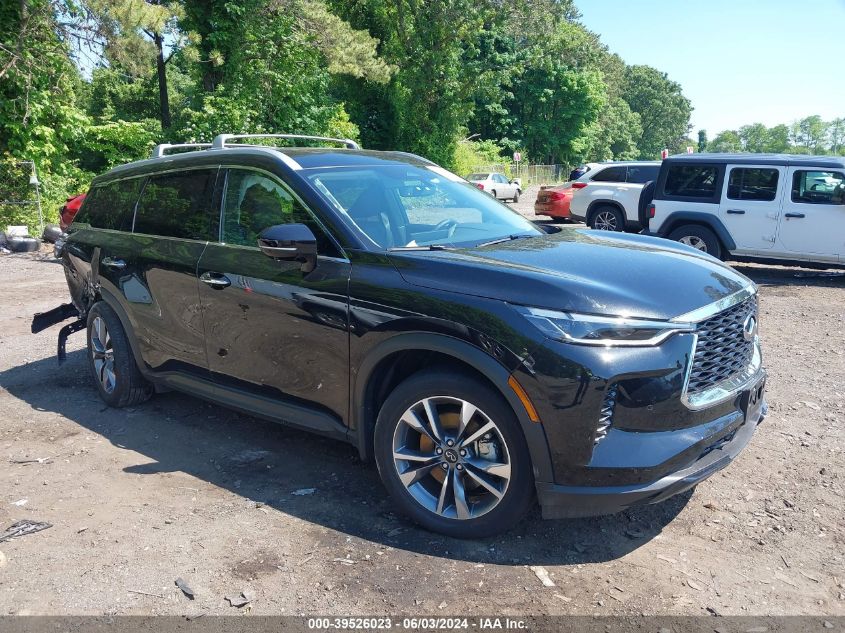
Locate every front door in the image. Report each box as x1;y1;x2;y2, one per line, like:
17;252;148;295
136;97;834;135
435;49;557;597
197;168;351;424
719;164;784;251
777;167;845;261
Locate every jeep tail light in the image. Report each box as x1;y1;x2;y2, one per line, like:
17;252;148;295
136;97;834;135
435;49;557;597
475;183;485;191
648;203;656;218
571;182;588;189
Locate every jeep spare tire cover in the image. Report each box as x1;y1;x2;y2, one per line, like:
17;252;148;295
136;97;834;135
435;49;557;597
6;235;40;253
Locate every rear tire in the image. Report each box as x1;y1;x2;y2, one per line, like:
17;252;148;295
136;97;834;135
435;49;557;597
667;224;722;259
374;368;534;538
86;302;152;408
589;206;625;231
6;235;39;252
491;189;498;200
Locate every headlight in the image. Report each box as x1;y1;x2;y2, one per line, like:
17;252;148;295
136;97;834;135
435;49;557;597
513;305;693;347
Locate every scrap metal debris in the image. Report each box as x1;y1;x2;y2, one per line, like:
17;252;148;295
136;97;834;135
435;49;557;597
225;589;255;608
0;520;52;543
175;577;195;600
9;457;51;465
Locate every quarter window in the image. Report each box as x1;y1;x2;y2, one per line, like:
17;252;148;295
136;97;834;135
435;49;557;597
74;179;142;231
221;170;340;256
727;168;779;202
626;165;659;184
591;166;627;183
791;170;845;205
663;165;718;198
133;170;217;240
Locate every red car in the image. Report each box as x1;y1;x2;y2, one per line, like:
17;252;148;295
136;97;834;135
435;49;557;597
534;183;583;220
59;193;86;231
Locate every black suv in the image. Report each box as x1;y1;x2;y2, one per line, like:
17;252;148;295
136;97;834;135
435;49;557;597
36;134;767;538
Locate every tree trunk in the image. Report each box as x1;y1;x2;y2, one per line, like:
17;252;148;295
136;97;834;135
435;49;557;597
154;32;171;130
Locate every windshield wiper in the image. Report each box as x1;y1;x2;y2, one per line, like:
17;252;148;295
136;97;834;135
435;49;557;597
388;244;455;251
476;234;536;248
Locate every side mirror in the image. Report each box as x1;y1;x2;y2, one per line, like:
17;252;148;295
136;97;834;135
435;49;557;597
257;223;317;273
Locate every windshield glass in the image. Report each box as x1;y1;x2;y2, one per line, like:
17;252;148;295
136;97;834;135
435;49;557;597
306;165;541;249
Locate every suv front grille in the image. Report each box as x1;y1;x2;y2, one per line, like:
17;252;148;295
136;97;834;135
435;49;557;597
687;296;757;395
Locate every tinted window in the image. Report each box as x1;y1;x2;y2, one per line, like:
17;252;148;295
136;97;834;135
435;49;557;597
134;170;216;239
791;170;845;205
467;173;489;181
74;179;141;231
626;165;659;184
222;169;341;257
664;165;718;198
591;166;627;182
727;168;779;201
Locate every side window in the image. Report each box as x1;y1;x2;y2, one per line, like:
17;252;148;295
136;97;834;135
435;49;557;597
134;170;216;239
74;179;141;231
627;165;659;184
791;170;845;205
591;166;627;183
222;170;341;257
663;165;718;198
727;168;779;202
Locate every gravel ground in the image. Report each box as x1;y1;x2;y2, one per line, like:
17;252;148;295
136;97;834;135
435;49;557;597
0;234;843;617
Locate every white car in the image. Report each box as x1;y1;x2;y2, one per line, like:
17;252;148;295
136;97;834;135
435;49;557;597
568;161;661;231
466;172;522;202
644;153;845;266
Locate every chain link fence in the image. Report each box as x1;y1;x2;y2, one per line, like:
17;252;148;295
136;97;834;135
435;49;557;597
0;161;44;235
469;164;571;186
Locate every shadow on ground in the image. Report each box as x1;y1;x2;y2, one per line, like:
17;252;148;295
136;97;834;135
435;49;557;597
1;347;693;566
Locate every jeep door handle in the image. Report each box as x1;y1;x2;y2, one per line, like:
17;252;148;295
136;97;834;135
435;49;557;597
784;212;806;219
199;271;231;289
101;257;126;270
726;209;745;215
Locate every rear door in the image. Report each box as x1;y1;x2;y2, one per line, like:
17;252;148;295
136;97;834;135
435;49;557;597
196;168;351;424
126;168;219;376
777;167;845;260
718;165;784;252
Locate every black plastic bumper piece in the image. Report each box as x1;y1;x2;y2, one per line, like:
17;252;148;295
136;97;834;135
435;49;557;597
31;303;79;334
536;404;766;519
57;319;86;364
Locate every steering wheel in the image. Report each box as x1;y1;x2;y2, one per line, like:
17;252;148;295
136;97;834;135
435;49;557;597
434;218;458;237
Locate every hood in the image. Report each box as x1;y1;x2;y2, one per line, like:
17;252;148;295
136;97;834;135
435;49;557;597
388;228;752;321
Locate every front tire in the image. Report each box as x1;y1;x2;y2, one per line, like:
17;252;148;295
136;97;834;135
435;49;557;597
589;206;625;231
512;190;520;203
86;302;152;408
667;224;722;259
374;369;534;538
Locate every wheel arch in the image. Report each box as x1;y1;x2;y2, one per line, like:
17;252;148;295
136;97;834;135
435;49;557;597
93;287;152;380
586;199;626;225
352;333;554;483
658;211;737;252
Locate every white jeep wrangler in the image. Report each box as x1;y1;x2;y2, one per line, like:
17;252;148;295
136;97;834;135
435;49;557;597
644;154;845;267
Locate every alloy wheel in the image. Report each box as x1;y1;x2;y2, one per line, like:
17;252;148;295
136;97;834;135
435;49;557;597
90;316;116;394
679;235;708;252
391;396;512;520
594;211;618;231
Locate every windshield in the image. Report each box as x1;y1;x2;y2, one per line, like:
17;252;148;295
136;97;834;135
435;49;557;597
306;165;542;249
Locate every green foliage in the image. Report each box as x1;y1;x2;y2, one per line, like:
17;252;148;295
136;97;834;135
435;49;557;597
703;117;844;155
453;138;507;177
622;65;692;159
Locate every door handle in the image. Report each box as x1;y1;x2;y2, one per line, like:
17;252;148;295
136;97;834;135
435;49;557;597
101;257;126;270
200;271;231;289
784;212;806;219
726;209;745;215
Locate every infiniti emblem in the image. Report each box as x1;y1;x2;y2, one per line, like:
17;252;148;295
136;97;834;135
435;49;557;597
444;449;459;464
743;314;757;341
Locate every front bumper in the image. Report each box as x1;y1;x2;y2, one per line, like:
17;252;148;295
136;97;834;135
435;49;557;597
536;377;766;519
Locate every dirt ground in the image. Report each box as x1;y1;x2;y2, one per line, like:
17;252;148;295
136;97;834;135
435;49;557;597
0;229;843;618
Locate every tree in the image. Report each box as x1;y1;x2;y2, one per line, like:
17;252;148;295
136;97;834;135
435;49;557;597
707;130;742;153
622;65;692;159
697;129;707;153
827;118;845;154
738;123;769;153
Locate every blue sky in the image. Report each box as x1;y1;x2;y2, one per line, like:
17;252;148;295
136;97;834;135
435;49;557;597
575;0;845;135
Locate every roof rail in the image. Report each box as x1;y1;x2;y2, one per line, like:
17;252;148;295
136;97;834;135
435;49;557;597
151;143;213;158
211;134;360;151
